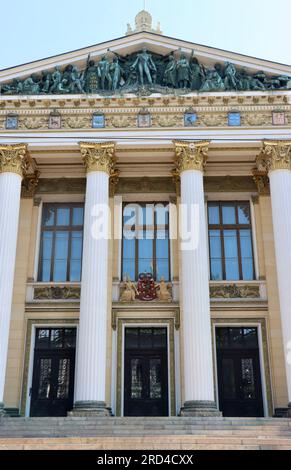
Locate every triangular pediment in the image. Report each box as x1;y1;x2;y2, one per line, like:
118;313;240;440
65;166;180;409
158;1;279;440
1;32;290;96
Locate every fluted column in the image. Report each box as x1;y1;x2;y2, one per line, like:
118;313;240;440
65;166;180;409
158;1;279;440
73;142;116;416
174;141;220;416
257;141;291;416
0;144;27;415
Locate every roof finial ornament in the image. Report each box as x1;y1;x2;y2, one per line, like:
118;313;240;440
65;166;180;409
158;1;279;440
125;5;162;36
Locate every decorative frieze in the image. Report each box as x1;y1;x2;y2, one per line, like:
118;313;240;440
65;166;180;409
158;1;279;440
210;283;260;299
34;285;81;300
80;141;116;175
0;144;28;177
174;140;210;174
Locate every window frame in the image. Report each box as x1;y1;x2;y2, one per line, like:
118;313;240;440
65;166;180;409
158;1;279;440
38;203;84;283
121;202;171;282
207;201;255;281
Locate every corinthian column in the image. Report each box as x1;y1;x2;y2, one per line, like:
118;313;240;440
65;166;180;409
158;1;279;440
257;141;291;416
174;141;220;416
0;144;27;414
73;142;116;416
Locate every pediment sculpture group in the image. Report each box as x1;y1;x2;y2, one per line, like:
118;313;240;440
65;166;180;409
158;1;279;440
1;48;290;95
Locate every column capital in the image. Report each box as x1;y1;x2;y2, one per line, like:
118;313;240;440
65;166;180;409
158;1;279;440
257;140;291;173
79;141;116;175
173;140;210;174
0;144;28;178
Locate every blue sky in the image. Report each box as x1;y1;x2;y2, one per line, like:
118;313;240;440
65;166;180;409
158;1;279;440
0;0;290;70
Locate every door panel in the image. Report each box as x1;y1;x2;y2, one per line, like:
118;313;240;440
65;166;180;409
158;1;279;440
124;328;168;417
217;351;264;417
30;328;76;417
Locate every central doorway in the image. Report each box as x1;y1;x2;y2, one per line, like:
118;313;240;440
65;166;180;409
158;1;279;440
124;327;169;417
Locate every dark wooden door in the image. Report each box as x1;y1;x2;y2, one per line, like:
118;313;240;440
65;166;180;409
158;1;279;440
217;350;264;417
124;328;168;417
30;328;76;417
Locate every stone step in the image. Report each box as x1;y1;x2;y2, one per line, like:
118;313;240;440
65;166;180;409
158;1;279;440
1;436;291;451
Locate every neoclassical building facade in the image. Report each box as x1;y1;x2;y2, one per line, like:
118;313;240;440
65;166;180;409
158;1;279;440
0;12;291;419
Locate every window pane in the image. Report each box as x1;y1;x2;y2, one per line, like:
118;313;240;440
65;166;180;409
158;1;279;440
138;258;153;275
63;329;77;348
56;207;70;226
53;232;69;281
123;259;135;280
156;259;169;281
223;230;239;280
40;232;53;281
72;207;84;226
138;237;153;258
210;259;223;281
70;231;82;280
208;205;220;224
240;230;254;280
143;204;154;226
50;329;63;348
209;230;222;280
43;206;55;226
238;203;250;224
243;328;258;348
70;260;81;282
222;204;236;224
123;238;135;259
155;204;169;226
36;329;50;349
240;230;253;257
156;237;168;258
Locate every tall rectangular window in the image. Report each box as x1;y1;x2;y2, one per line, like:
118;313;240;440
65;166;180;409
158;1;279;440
38;204;84;282
208;201;255;281
122;203;170;281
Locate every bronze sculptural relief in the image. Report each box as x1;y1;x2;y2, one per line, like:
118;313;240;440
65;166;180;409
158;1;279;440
1;49;290;96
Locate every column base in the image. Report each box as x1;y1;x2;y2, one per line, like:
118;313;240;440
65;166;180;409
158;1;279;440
180;401;222;417
0;403;6;417
68;401;112;417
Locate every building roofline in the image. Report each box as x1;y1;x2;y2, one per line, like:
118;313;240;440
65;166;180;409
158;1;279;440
0;31;290;74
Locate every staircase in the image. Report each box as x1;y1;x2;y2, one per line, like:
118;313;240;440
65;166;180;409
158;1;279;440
1;417;291;450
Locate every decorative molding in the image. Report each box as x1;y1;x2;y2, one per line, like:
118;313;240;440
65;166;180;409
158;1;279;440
21;171;40;198
174;140;210;174
116;177;175;194
0;143;28;177
257;140;291;172
204;176;256;192
37;178;86;194
252;169;270;195
210;283;260;299
34;285;81;300
80;141;116;175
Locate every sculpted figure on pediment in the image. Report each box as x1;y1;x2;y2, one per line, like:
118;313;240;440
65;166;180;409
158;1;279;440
130;48;157;86
176;52;191;88
84;57;100;93
163;53;177;87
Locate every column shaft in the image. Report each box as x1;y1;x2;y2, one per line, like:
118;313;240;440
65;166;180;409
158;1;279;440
74;171;111;414
269;170;291;407
0;173;22;411
180;170;219;416
174;140;220;416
